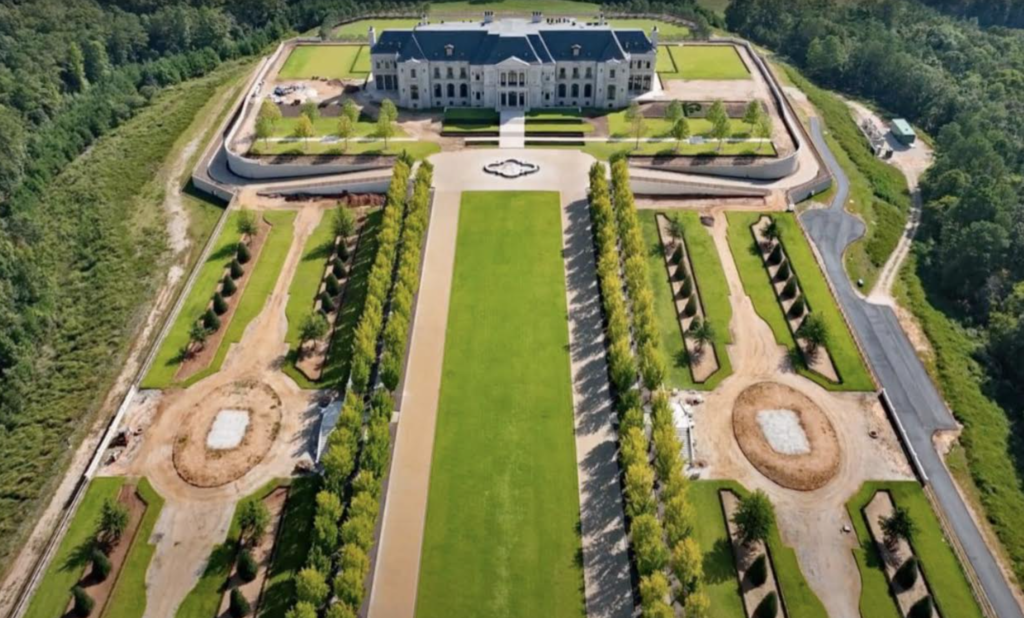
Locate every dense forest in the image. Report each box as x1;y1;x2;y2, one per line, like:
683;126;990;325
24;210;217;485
725;0;1024;584
918;0;1024;28
0;0;426;568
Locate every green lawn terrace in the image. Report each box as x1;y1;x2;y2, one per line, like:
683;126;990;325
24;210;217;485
277;45;371;80
416;191;584;617
249;139;440;160
658;44;751;80
262;114;409;139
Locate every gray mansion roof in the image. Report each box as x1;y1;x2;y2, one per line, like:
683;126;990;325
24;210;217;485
370;19;655;65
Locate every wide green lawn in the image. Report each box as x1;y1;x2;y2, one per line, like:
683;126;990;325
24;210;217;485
24;478;125;618
104;479;166;618
606;110;752;139
846;482;983;618
257;477;318;618
176;480;288;618
181;210;297;388
270;115;408;139
662;45;750;80
142;211;242;389
607;19;691;39
725;212;874;391
250;140;440;160
277;45;368;80
641;211;733;390
689;482;746;618
582;140;776;160
332;19;419;40
656;46;678;73
416;191;584;618
430;0;599;15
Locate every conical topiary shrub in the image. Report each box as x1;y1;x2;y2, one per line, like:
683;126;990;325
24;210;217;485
776;259;791;281
748;553;768;587
72;586;94;617
675;265;689;282
683;295;698;318
895;556;919;590
221;274;237;297
237;242;251;264
671;244;684;265
237;549;258;583
325;273;340;297
91;547;112;582
336;241;350;261
230;588;251;618
230;259;244;280
204;309;221;331
768;243;783;266
333;257;347;279
213;292;228;315
754;591;778;618
320;292;335;314
681;275;693;299
909;596;932;618
789;295;806;318
781;277;797;300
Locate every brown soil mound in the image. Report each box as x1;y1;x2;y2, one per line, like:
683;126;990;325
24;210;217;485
733;381;841;491
172;380;283;487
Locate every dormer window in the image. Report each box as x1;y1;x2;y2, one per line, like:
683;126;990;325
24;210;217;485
445;44;454;57
571;44;581;58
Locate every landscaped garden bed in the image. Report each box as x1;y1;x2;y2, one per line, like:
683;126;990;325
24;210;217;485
721;490;788;618
751;215;839;383
654;212;720;382
863;492;937;618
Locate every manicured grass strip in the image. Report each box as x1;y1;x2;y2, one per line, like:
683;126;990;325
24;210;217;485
582;140;776;161
640;212;733;390
443;108;499;123
104;479;166;618
606;110;751;139
689;481;746;618
725;212;874;391
176;480;288;618
352;45;372;73
607;19;691;39
525;108;581;120
670;45;750;80
416;191;584;618
331;18;419;40
524;122;595;133
257;476;318;618
142;212;240;389
250;140;440;160
23;477;126;618
277;45;367;80
430;0;599;14
850;547;902;618
656;46;678;73
182;211;296;387
270;116;408;139
282;209;337;389
846;482;983;618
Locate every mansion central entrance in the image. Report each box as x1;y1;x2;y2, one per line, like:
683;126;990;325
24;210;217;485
500;90;526;108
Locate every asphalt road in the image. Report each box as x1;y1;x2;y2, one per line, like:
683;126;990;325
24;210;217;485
801;118;1023;618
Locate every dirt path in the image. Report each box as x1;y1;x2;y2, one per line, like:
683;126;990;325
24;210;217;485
693;212;913;618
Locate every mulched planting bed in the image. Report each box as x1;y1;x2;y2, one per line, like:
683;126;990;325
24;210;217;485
721;490;789;618
863;491;937;618
217;487;290;616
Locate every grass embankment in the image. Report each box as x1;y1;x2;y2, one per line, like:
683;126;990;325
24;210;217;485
176;480;290;618
607;18;690;39
640;211;733;390
257;477;318;618
249;140;439;159
23;478;125;618
725;212;874;391
783;66;910;291
0;61;247;569
895;255;1024;585
659;45;750;80
582;140;776;160
694;480;827;618
846;482;984;618
268;115;409;139
331;18;419;40
104;479;166;618
416;192;584;618
277;45;369;80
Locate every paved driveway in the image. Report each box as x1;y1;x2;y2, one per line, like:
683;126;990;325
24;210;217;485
801;118;1023;618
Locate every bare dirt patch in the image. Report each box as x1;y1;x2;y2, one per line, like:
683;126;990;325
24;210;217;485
172;380;283;487
733;381;841;491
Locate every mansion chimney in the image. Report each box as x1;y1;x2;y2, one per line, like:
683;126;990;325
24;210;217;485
368;26;376;47
651;26;658;47
483;10;494;24
532;11;543;23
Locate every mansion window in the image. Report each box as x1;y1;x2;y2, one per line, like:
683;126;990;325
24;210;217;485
572;67;579;78
447;67;454;78
584;83;592;98
559;68;566;78
434;67;440;78
610;69;616;78
607;84;616;100
585;67;592;78
411;85;419;100
434;84;442;98
460;68;468;78
411;69;417;78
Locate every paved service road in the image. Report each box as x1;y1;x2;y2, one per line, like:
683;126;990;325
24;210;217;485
801;118;1024;618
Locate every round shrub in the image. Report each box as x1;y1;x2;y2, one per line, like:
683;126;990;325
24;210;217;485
72;586;94;617
221;275;237;297
789;295;806;318
748;553;768;587
230;587;251;617
237;549;258;583
320;292;335;314
896;556;919;589
754;591;778;618
671;244;684;264
336;241;350;261
909;596;932;618
683;295;698;318
230;259;244;279
237;242;251;264
768;243;783;266
213;292;228;315
91;547;111;582
332;257;347;279
325;274;340;297
674;265;689;283
203;309;221;331
776;259;791;281
380;351;401;392
681;275;693;299
781;277;797;300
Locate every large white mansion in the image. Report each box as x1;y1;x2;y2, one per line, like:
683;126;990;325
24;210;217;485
368;13;658;110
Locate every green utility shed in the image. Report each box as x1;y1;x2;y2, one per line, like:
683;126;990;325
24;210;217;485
890;118;916;145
